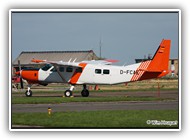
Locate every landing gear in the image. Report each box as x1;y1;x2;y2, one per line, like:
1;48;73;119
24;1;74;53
81;84;89;97
81;89;89;97
25;84;32;97
64;90;73;97
25;90;32;97
64;84;90;97
64;85;74;97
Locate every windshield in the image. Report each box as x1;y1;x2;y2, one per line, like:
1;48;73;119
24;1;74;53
41;64;53;71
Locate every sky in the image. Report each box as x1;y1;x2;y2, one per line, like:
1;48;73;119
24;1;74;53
11;11;179;65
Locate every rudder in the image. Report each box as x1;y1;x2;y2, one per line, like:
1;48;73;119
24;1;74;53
147;39;171;72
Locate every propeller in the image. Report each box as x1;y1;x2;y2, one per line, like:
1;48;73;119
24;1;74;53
16;60;24;89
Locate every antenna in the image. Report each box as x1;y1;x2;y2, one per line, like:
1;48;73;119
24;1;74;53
99;37;102;59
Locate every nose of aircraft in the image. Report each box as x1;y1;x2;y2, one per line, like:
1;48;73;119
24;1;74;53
19;69;39;82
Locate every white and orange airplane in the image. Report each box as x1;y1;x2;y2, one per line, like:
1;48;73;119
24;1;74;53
16;39;171;97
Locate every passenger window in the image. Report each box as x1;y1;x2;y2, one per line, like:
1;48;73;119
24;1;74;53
95;69;101;74
59;67;64;72
103;69;110;74
76;67;82;73
66;67;73;72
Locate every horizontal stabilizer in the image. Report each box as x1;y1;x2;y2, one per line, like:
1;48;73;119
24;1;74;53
138;68;163;73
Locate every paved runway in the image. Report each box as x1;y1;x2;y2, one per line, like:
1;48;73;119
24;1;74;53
12;90;179;113
12;100;178;113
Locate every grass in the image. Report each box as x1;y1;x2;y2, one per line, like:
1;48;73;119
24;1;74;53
12;110;179;128
12;96;175;104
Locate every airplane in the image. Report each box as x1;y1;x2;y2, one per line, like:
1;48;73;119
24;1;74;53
15;39;171;97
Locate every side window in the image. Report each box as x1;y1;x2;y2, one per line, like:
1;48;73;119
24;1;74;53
103;69;110;74
95;69;101;74
76;67;82;73
66;67;73;72
59;67;64;72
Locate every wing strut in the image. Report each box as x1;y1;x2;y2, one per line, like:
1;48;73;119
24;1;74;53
54;65;67;83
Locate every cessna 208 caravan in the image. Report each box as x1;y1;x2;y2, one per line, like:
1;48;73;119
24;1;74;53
16;39;171;97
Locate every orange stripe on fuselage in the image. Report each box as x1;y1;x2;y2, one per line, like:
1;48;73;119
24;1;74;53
69;63;87;84
21;70;39;83
130;60;151;82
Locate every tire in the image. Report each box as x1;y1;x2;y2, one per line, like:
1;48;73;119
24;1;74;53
25;90;32;97
64;90;72;97
81;89;89;97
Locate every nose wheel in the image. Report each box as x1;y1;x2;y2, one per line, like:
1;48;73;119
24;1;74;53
25;90;32;97
25;84;32;97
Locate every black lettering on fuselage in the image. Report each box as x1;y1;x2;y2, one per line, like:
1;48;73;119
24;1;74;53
120;70;123;74
120;70;139;75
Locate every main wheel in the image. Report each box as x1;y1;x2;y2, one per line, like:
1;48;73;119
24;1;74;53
25;90;32;97
64;90;72;97
81;89;89;97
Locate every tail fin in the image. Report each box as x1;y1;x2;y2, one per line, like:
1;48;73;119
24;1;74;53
147;39;171;72
130;39;171;82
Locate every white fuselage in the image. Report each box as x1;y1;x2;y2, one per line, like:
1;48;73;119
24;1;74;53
77;63;140;84
38;62;145;85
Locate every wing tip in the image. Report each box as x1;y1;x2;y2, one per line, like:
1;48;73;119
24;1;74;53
31;58;46;63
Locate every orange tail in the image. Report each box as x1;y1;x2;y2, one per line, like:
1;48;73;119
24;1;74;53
138;39;171;80
147;39;171;72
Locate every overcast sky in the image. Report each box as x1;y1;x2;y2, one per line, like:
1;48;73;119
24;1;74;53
11;11;179;65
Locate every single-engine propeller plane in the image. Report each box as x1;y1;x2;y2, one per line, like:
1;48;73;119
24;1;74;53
15;39;171;97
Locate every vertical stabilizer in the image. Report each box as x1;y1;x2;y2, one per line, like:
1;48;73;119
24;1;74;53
147;39;171;72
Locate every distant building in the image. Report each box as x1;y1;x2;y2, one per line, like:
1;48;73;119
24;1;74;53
13;50;99;71
135;58;178;77
168;59;178;76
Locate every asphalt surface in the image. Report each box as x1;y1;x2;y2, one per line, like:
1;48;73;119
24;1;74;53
12;90;179;113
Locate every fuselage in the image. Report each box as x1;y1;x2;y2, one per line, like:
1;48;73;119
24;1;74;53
20;60;161;85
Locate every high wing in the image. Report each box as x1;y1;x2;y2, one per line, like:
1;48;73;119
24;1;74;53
32;58;119;66
82;59;119;65
31;59;82;68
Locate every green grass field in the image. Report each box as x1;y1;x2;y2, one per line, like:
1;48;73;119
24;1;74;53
12;110;179;128
12;96;175;104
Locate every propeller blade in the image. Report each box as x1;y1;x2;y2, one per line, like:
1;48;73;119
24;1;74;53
18;60;24;89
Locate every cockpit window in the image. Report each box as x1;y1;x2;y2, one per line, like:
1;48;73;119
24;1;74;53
50;67;57;72
41;64;53;71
